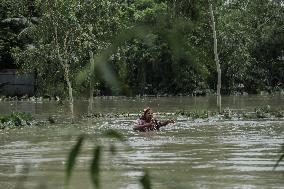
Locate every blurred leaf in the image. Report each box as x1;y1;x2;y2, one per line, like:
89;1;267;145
140;170;152;189
90;146;101;189
66;135;84;184
76;67;90;85
274;153;284;170
96;60;121;94
281;143;284;152
103;129;125;142
109;144;116;156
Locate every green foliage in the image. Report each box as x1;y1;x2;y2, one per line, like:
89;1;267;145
216;0;284;93
140;170;152;189
271;111;284;118
90;146;101;189
64;129;144;189
78;3;208;95
130;0;167;24
0;112;32;126
66;135;84;184
273;144;284;171
176;110;211;119
0;0;36;69
255;108;270;118
3;0;284;96
13;0;126;97
176;107;284;120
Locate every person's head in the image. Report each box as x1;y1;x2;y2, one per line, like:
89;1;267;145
142;107;153;121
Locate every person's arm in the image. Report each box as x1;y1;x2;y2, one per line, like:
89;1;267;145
133;122;154;131
159;120;175;127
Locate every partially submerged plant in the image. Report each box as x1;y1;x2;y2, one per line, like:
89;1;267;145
175;107;284;120
0;112;32;127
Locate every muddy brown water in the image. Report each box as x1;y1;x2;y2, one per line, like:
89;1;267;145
0;95;283;189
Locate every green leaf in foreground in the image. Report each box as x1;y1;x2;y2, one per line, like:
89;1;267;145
90;146;101;189
66;135;84;184
103;129;125;142
140;170;152;189
273;144;284;171
273;154;284;170
110;144;116;156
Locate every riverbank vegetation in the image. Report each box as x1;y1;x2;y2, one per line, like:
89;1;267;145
1;105;283;129
0;112;32;128
83;106;284;120
1;0;283;98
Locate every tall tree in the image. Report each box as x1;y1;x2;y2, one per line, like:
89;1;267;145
75;0;125;113
209;1;221;112
216;0;284;93
14;0;125;116
0;0;38;69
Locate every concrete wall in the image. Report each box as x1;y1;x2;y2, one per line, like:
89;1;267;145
0;69;35;96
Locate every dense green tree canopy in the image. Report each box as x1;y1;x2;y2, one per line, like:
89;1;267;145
1;0;283;96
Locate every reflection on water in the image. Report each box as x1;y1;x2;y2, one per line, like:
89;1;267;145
0;96;284;189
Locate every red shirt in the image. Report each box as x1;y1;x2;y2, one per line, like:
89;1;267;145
136;118;162;132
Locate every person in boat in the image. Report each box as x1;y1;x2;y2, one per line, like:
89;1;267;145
133;107;175;132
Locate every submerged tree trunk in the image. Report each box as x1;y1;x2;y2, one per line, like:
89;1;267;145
88;79;94;113
88;51;95;114
63;62;74;119
209;2;222;113
56;55;74;119
54;25;74;119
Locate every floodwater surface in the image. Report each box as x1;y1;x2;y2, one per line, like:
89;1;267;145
0;96;283;189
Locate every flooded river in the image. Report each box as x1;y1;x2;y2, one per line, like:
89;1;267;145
0;95;284;189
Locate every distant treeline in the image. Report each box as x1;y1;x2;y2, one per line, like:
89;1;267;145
1;0;283;97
